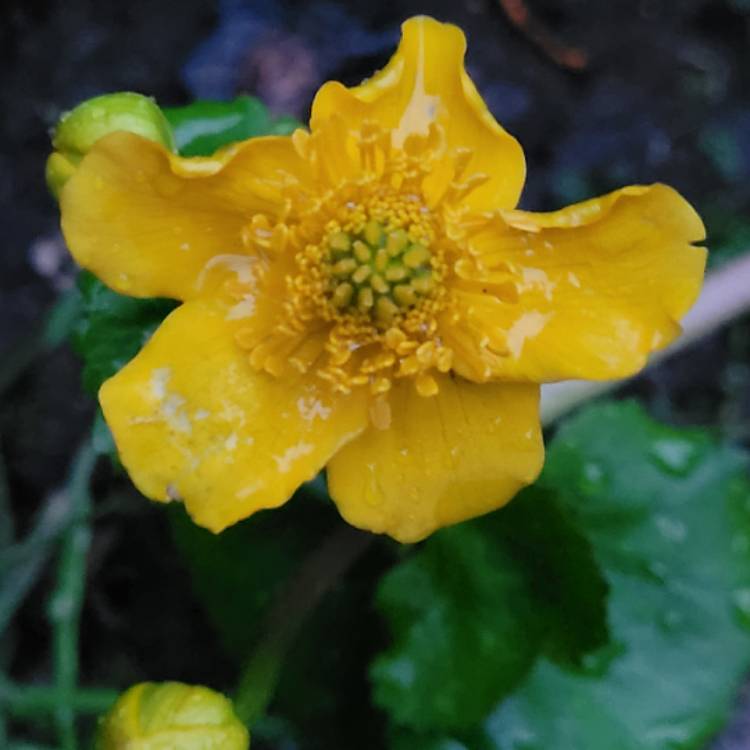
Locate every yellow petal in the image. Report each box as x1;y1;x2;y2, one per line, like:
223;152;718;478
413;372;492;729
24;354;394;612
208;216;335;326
99;298;369;533
327;377;543;543
310;16;525;211
459;184;706;382
60;131;307;300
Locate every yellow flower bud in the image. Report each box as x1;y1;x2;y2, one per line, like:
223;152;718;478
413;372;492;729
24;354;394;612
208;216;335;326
47;92;174;198
95;682;250;750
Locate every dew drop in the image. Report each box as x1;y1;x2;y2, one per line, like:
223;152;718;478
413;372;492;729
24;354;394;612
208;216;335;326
654;514;687;543
580;461;608;493
658;609;684;633
643;560;668;584
648;438;700;477
580;640;624;676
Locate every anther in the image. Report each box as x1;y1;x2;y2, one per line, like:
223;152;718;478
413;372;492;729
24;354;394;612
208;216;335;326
329;231;351;252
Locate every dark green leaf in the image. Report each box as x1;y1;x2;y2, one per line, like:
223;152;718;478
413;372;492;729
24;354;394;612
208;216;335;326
483;402;750;750
71;271;177;395
489;489;610;670
169;491;337;659
371;524;545;732
373;457;610;734
163;96;302;157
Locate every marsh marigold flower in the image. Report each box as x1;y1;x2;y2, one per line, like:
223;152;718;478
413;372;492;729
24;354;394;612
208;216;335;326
57;17;706;542
95;682;249;750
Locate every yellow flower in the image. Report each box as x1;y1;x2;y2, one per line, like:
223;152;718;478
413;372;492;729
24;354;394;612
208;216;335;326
95;682;249;750
58;17;706;543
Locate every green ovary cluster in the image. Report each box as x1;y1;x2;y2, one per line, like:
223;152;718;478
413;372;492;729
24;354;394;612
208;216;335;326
324;221;437;328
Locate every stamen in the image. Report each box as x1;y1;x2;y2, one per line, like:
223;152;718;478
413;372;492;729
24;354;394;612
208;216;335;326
229;122;511;412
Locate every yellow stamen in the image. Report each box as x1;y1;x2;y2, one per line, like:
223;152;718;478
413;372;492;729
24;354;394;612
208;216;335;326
329;231;351;252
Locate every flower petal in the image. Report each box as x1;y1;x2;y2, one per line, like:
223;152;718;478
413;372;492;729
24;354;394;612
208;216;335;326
327;377;543;543
61;131;308;300
99;298;369;533
460;184;707;382
310;16;525;211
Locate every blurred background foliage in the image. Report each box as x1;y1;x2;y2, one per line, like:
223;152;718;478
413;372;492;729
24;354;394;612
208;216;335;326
2;1;750;749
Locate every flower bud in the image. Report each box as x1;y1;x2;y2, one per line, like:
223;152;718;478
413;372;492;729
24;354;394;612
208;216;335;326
95;682;250;750
46;92;175;198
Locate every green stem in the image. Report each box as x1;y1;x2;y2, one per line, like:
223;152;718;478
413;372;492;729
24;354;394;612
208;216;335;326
1;682;117;718
233;524;373;725
47;437;97;750
0;492;74;637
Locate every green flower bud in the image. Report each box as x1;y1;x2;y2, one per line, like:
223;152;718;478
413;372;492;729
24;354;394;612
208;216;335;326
95;682;250;750
46;92;175;198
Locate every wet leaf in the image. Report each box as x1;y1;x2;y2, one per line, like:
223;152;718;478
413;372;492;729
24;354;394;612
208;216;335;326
163;96;301;157
372;489;609;731
392;402;750;749
72;271;176;395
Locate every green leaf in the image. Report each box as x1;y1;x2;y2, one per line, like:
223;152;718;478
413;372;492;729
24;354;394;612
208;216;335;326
481;402;750;750
163;96;302;157
490;490;610;670
387;403;750;750
71;271;177;395
168;491;337;659
372;460;609;734
372;524;546;732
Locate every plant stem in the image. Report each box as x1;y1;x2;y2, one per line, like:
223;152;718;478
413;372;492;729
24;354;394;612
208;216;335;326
1;682;117;718
0;491;74;637
540;253;750;425
47;437;97;750
233;524;373;725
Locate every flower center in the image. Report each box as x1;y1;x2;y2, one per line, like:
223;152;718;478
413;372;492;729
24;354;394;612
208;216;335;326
324;221;437;328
